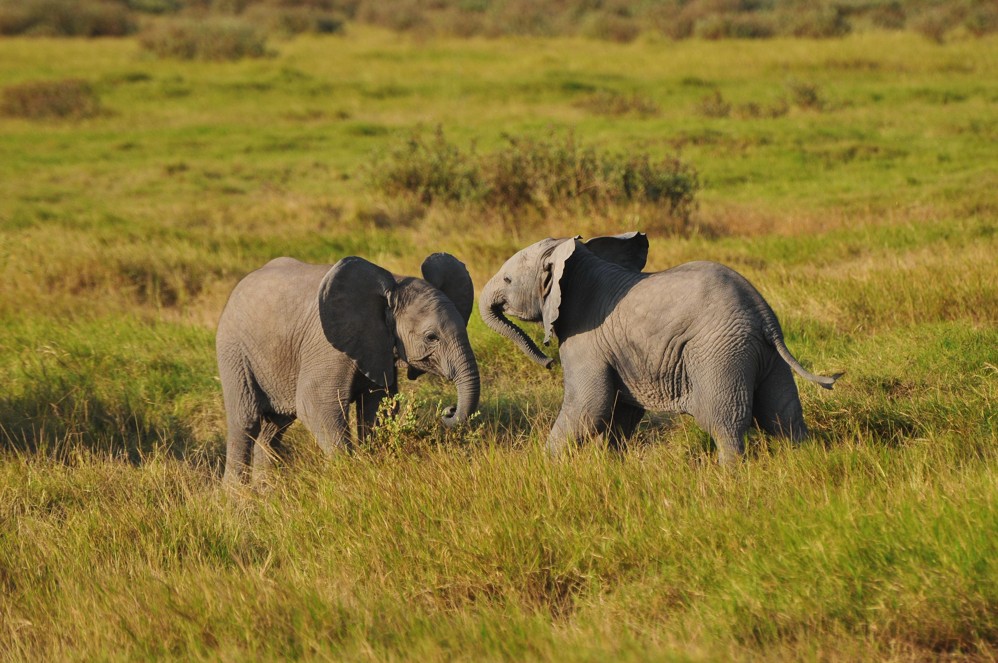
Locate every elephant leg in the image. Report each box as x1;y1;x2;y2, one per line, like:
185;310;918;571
547;358;617;456
220;359;266;485
222;411;261;485
753;360;808;441
607;401;645;451
687;372;754;465
296;384;352;454
251;413;294;476
356;387;393;442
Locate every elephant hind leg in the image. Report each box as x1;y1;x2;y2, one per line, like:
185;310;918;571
686;376;753;465
753;361;808;442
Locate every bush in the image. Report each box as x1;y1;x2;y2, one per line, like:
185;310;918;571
579;11;641;43
573;90;659;117
0;0;136;37
138;18;269;60
243;4;345;35
0;79;103;120
693;13;775;40
369;127;481;206
696;90;731;118
780;6;850;38
787;79;824;110
369;128;700;223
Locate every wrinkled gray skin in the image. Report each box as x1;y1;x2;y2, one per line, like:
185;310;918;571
217;253;480;483
480;232;841;464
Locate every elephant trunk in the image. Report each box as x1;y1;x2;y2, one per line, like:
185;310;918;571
441;345;480;428
479;279;554;369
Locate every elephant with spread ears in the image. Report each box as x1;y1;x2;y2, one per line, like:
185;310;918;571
479;232;841;464
217;253;480;484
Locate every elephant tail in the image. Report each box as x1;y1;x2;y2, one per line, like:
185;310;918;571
758;300;843;390
772;339;843;390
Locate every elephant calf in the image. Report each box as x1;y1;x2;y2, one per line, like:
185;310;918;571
480;232;841;463
217;253;480;483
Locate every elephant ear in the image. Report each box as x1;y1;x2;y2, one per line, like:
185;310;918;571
318;257;398;389
420;252;474;325
583;231;648;271
541;238;579;346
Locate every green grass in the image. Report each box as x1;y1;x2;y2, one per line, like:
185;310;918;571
1;28;997;659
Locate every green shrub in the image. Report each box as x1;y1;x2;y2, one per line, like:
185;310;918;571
0;79;103;120
0;0;136;37
369;129;700;223
138;18;269;60
369;127;482;206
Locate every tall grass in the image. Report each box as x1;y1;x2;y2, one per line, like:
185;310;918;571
2;438;996;659
0;29;996;659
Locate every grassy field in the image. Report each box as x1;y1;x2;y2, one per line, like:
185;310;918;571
1;28;997;659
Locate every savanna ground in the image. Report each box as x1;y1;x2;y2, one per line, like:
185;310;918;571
1;25;997;660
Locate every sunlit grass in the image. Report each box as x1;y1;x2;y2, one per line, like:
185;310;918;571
1;28;996;659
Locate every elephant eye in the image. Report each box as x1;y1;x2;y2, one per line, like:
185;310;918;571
503;275;512;284
424;331;439;343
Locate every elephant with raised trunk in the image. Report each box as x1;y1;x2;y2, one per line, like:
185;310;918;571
217;253;480;483
480;232;841;463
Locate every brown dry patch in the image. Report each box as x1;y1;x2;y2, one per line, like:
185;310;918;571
697;202;948;238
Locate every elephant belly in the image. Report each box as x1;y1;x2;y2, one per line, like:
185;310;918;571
608;331;692;414
622;379;687;414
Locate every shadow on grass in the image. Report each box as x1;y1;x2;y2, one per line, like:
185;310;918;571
0;386;220;469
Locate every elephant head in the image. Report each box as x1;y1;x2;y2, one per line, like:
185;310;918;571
319;254;479;427
479;232;649;367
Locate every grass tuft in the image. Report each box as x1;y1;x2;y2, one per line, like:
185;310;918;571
1;79;103;120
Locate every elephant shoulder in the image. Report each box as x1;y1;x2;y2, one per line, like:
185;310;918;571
225;258;330;314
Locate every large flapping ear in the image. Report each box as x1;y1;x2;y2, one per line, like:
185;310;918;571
541;238;579;346
583;231;648;271
318;257;398;389
420;252;474;325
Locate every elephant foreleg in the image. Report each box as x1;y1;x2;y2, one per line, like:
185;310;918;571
296;389;352;454
355;387;393;442
547;359;618;456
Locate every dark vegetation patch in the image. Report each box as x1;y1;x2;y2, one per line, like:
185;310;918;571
2;0;995;40
0;0;135;37
0;79;103;120
573;90;660;118
368;128;700;226
138;18;269;61
696;81;823;119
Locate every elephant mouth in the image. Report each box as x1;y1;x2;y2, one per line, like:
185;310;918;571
493;301;536;324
